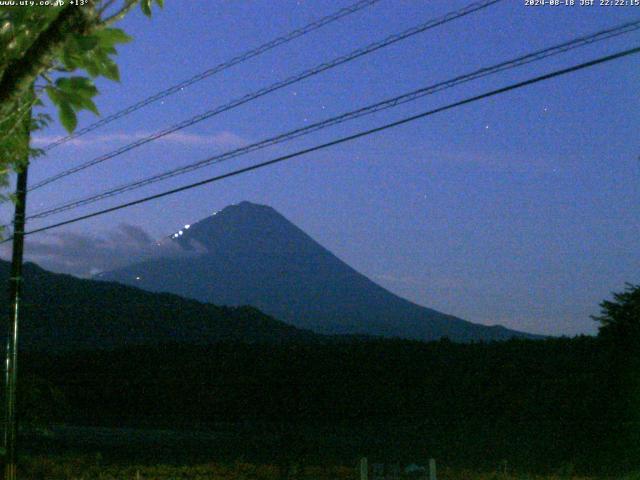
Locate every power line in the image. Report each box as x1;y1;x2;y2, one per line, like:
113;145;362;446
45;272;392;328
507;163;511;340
40;0;383;152
7;45;637;243
29;0;502;191
24;19;640;222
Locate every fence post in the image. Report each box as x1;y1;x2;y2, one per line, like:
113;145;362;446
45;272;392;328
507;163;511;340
359;457;368;480
428;459;436;480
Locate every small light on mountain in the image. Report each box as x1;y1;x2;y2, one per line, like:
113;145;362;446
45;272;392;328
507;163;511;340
173;233;179;238
178;230;183;235
136;276;141;281
184;224;190;229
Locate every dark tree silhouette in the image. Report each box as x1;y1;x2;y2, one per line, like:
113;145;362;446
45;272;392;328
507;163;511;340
592;283;640;469
592;283;640;341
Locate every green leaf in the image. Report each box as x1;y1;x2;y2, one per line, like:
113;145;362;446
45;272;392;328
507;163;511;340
72;33;98;52
59;103;77;133
80;53;102;77
75;96;99;115
101;58;120;82
95;28;132;47
30;112;51;131
140;0;152;17
29;147;45;159
56;77;97;98
46;78;100;132
84;64;101;77
60;48;80;70
45;85;62;107
154;0;164;7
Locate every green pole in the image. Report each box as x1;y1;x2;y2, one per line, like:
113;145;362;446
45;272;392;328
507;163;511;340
3;98;32;480
3;163;28;480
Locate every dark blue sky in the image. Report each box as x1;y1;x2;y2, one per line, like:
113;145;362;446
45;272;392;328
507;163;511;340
5;0;639;336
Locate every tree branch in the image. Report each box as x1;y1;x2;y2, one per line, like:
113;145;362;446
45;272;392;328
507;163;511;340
0;5;94;118
97;0;118;16
100;0;138;27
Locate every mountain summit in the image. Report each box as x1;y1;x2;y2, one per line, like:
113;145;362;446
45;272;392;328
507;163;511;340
99;201;538;342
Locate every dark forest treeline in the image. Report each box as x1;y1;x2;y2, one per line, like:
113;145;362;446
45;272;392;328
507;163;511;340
0;261;322;351
19;336;640;475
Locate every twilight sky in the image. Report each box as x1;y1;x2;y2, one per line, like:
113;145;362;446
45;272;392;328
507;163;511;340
2;0;638;336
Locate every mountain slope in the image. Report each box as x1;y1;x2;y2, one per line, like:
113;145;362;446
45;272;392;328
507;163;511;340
0;260;318;351
99;201;539;342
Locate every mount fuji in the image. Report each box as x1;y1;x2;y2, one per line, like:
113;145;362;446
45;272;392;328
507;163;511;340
98;201;539;342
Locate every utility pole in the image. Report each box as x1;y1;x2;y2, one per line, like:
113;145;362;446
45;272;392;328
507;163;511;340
3;100;32;480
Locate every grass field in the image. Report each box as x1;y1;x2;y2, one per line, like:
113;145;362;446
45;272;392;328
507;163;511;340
17;456;630;480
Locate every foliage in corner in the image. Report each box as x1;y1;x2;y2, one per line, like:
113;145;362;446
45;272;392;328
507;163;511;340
0;0;162;189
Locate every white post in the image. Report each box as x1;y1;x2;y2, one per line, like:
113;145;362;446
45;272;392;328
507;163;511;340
429;459;436;480
360;457;368;480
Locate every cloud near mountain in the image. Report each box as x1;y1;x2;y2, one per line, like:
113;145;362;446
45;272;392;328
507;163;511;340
1;223;205;278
